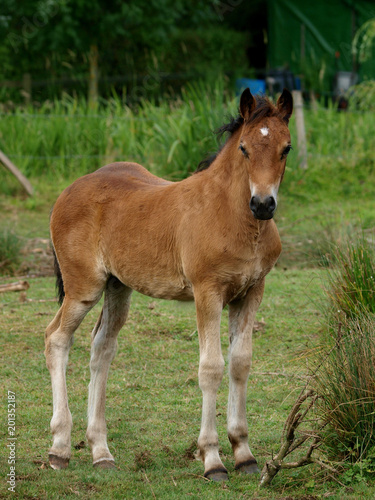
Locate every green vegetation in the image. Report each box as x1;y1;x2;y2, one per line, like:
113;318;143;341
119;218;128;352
0;229;21;275
349;80;375;112
0;270;339;499
317;313;375;468
326;235;375;319
1;81;374;184
0;0;249;103
314;236;375;472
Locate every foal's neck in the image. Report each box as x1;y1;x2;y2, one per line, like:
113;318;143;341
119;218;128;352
207;132;250;201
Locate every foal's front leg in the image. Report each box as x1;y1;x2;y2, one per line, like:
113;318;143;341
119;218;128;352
194;289;227;481
227;279;265;474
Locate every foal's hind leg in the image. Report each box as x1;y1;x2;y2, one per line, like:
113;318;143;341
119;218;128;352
86;277;132;469
45;297;99;469
227;279;265;474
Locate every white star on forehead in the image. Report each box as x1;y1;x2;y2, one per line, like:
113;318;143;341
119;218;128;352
260;127;269;136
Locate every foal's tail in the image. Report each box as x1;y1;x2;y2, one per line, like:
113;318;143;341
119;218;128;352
53;247;65;306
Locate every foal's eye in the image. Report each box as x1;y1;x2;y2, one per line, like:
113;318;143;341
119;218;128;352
281;145;293;159
239;144;249;158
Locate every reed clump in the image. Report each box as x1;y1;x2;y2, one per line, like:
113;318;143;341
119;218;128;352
316;234;375;465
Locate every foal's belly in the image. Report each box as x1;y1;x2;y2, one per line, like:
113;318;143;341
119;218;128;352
130;280;195;301
112;262;195;301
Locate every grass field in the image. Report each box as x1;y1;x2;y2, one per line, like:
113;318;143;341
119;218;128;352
0;269;336;499
1;85;375;498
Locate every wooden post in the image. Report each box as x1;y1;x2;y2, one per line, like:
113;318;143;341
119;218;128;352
88;44;99;109
22;73;32;106
0;149;33;196
292;90;308;169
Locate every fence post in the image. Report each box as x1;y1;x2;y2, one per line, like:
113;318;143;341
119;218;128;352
22;73;32;106
88;44;99;109
292;90;308;169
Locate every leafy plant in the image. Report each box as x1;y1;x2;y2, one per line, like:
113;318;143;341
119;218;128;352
352;17;375;64
0;229;21;275
348;80;375;112
341;446;375;485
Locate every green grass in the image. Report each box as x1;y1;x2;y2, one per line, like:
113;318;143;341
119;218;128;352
1;81;374;186
326;234;375;318
316;313;375;466
1;270;373;498
0;270;346;499
313;235;375;469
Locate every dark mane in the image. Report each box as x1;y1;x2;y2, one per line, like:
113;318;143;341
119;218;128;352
196;95;282;173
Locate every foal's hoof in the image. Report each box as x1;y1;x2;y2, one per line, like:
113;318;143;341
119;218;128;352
204;467;229;482
235;459;260;474
49;454;69;470
93;459;116;470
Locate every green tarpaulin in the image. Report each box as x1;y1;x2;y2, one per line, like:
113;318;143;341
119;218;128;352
267;0;375;91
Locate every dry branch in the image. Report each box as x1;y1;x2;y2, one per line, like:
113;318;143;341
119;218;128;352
0;280;30;293
259;389;322;487
259;324;345;487
0;149;33;196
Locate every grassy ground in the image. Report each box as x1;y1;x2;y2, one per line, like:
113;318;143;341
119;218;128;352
1;268;348;500
1;87;375;497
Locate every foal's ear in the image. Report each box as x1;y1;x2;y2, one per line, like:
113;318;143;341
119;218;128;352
240;88;256;121
277;88;293;124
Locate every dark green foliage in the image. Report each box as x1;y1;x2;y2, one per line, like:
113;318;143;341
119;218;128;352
0;0;248;102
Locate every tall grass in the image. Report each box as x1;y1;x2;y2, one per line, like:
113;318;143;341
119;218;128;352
315;234;375;464
317;314;375;462
326;236;375;320
1;81;374;187
0;80;235;182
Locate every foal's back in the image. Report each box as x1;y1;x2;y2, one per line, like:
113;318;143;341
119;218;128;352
50;162;193;302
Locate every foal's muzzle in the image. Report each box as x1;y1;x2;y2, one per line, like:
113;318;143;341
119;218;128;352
250;195;276;220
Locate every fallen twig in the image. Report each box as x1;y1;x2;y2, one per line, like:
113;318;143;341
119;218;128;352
142;471;156;499
254;371;313;380
0;280;29;293
259;324;345;488
260;389;321;487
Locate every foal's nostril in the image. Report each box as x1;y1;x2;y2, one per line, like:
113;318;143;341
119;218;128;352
250;195;260;212
265;196;276;213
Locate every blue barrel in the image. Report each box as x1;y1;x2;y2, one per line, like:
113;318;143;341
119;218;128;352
236;78;266;95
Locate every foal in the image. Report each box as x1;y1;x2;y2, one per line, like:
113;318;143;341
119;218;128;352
45;88;293;481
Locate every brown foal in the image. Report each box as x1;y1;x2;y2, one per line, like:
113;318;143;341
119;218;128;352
45;88;293;481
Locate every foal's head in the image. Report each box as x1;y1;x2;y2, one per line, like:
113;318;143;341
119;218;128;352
237;88;293;220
